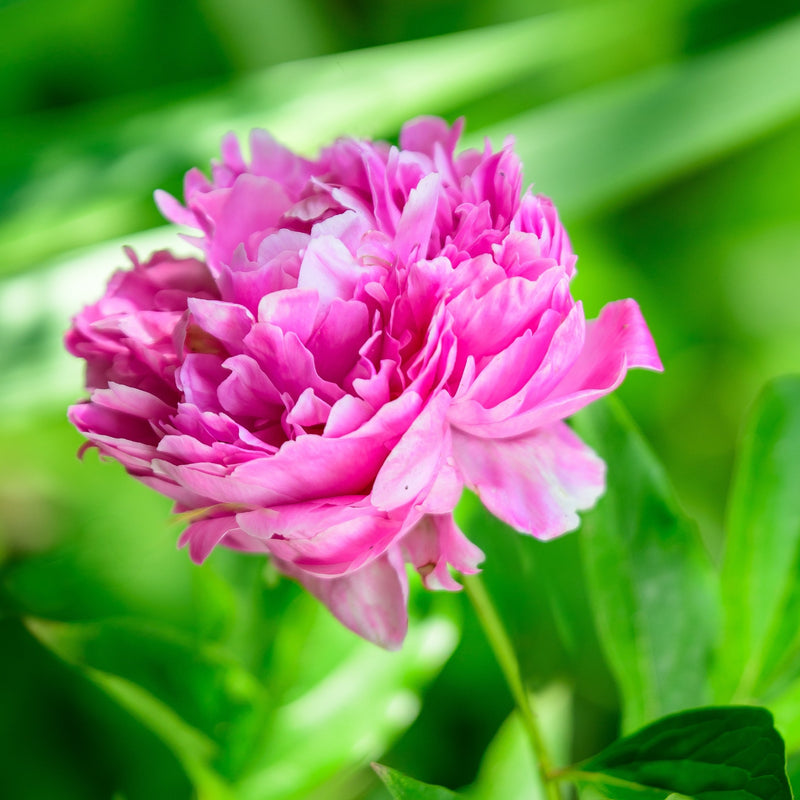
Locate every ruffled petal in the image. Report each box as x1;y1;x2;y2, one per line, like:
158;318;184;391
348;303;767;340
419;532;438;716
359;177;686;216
178;515;239;564
371;391;452;511
275;548;409;649
402;514;484;591
451;421;605;540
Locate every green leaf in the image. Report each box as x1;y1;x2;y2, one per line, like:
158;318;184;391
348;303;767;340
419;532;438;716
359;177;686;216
572;398;718;732
570;706;791;800
373;763;462;799
715;376;800;703
235;615;458;800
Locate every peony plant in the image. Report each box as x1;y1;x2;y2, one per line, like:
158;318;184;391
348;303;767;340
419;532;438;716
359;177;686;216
66;117;661;649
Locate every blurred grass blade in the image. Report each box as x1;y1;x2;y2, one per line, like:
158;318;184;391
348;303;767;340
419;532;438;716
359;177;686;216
475;14;800;217
0;0;693;276
236;616;458;800
572;398;718;732
714;376;800;704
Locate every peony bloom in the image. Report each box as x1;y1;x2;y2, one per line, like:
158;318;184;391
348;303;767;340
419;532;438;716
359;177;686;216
67;117;661;648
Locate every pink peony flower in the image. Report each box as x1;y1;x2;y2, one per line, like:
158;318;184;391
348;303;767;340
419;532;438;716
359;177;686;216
66;117;661;648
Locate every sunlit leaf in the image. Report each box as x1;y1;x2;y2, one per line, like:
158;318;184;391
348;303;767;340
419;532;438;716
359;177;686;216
572;398;718;731
714;376;800;701
373;763;462;800
236;616;458;800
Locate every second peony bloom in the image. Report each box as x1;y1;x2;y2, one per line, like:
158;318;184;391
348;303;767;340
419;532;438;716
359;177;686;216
67;117;661;648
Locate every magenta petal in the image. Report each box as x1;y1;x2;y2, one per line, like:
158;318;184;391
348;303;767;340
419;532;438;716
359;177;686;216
448;267;570;362
154;189;199;228
451;422;605;540
276;548;409;649
554;298;663;392
371;391;452;511
257;288;320;342
209;174;291;264
91;383;173;420
402;514;484;591
469;299;661;436
178;515;238;564
394;172;441;262
239;503;401;575
399;116;463;159
187;298;254;352
297;236;364;302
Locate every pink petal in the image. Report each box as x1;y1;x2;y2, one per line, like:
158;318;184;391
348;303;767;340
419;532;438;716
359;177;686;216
553;298;663;392
415;458;463;514
286;387;331;429
187;298;254;352
91;382;173;420
447;267;570;361
154;189;199;228
238;502;402;575
371;391;452;511
297;236;364;303
394;172;441;262
275;548;409;649
451;421;605;540
479;306;652;434
210;175;291;264
399;116;463;160
402;514;484;591
178;515;239;564
257;288;320;342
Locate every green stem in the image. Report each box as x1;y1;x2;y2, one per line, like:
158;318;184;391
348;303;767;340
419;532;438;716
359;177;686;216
462;573;561;800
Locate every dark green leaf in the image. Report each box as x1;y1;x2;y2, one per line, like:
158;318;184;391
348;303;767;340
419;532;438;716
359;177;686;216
572;398;718;731
22;615;234;798
373;763;462;799
573;706;791;800
715;376;800;704
24;616;269;775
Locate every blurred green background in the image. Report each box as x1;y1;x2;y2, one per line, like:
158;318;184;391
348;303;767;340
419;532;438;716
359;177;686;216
2;0;800;797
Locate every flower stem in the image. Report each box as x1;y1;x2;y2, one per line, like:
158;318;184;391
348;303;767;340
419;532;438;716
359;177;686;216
463;573;561;800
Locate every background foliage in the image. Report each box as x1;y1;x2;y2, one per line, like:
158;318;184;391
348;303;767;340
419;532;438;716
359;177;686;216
2;0;800;797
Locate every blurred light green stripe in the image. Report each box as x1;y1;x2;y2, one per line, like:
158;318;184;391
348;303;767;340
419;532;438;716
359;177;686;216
0;0;687;276
473;14;800;217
